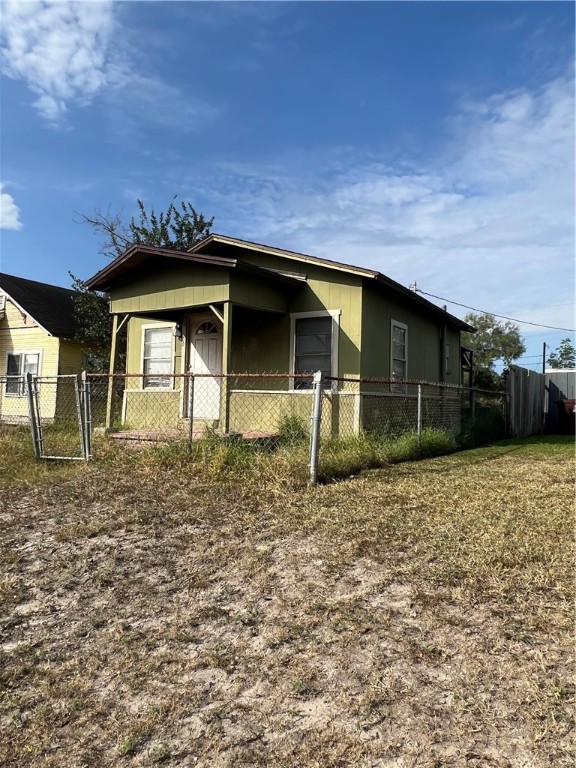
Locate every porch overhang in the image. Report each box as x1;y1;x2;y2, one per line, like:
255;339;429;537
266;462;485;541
85;244;305;316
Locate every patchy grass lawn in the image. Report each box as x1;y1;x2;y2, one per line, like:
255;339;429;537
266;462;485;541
0;434;574;767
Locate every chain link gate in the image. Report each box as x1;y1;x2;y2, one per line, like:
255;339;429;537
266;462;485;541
26;372;92;460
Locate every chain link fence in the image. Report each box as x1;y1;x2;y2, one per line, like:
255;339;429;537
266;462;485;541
87;372;317;446
1;372;507;478
0;375;30;427
0;374;91;460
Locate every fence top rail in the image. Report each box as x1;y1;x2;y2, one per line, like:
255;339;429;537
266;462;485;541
328;375;504;395
88;372;314;380
84;371;505;396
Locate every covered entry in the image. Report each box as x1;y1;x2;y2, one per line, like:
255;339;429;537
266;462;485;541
187;316;222;420
85;242;305;431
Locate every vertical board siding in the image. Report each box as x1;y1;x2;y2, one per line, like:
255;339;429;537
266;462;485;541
288;270;362;378
229;250;363;377
544;370;576;433
361;283;445;382
506;366;546;437
231;309;289;374
230;273;292;313
110;264;230;314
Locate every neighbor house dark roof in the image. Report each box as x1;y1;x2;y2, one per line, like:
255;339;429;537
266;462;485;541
0;273;81;338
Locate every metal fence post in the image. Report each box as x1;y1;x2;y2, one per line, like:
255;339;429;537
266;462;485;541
309;371;323;485
81;371;93;459
187;373;195;451
26;372;41;459
417;384;422;444
75;375;86;459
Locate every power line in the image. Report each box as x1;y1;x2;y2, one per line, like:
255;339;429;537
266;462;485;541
518;354;542;360
414;289;576;332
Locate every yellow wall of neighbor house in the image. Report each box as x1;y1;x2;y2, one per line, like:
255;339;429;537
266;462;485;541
0;298;60;417
57;340;86;374
0;297;60;377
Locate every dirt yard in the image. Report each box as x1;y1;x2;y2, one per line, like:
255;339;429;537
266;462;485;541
0;436;573;767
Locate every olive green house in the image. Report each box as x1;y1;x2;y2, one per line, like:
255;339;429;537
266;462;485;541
85;234;473;434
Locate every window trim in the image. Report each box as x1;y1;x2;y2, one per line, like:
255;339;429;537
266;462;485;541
289;309;341;389
140;323;176;390
390;319;408;393
5;349;42;396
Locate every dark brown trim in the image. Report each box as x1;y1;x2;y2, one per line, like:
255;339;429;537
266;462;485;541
191;233;380;278
85;245;238;291
85;244;306;292
192;233;474;332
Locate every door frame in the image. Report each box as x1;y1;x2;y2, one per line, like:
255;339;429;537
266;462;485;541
184;313;223;420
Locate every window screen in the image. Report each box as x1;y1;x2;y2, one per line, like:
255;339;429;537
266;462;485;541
294;316;332;388
143;327;172;388
6;352;39;395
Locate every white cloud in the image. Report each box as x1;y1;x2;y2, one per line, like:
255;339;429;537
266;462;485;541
103;72;219;136
0;184;22;230
196;73;574;330
0;0;115;123
0;0;216;129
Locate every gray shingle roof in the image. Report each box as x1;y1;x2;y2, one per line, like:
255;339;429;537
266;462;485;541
0;273;81;339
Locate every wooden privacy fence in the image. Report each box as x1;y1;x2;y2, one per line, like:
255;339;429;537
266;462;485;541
545;369;576;434
506;366;545;438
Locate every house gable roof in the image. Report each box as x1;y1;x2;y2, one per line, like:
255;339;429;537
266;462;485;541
192;234;475;332
0;273;80;339
85;235;474;333
84;244;306;292
190;233;380;279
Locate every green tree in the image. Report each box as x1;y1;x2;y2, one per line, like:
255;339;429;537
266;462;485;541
547;338;576;369
462;312;526;389
72;197;213;370
69;273;118;371
79;196;214;259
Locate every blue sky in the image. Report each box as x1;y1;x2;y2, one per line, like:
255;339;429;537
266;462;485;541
1;0;574;371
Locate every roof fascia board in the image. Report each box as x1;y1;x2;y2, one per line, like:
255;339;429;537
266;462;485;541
191;234;377;279
0;287;52;336
194;235;473;332
85;246;238;290
373;274;474;332
87;244;303;291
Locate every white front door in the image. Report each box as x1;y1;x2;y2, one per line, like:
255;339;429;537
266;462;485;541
189;318;222;420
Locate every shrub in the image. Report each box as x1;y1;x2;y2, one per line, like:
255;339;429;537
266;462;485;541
277;414;309;447
459;406;506;448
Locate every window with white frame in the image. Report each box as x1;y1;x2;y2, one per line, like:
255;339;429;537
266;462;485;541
390;320;407;388
5;352;39;395
292;312;338;389
143;327;172;388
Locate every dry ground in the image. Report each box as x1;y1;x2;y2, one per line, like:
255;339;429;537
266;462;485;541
0;436;574;767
